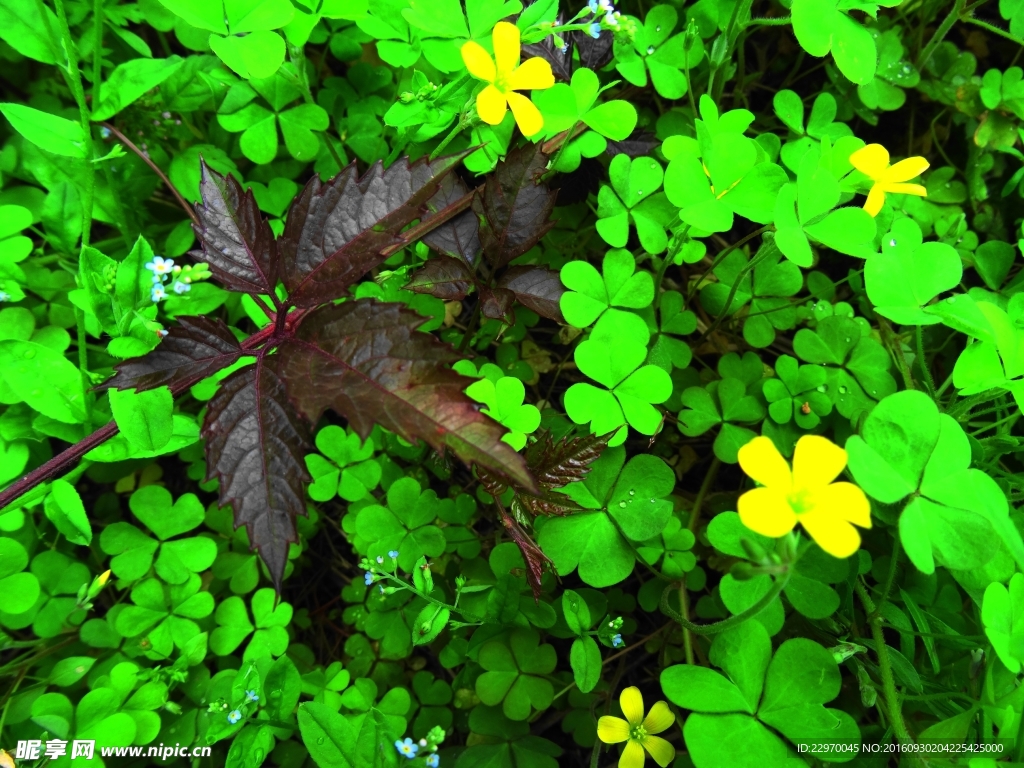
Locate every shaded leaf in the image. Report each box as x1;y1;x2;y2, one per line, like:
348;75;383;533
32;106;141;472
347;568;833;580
606;131;660;158
98;316;244;393
407;255;475;301
523;36;573;82
280;152;470;307
472;145;557;270
526;430;610;489
480;286;516;320
572;28;614;70
192;160;278;295
497;501;552;600
274;300;536;490
203;360;312;588
498;266;565;321
422;173;482;263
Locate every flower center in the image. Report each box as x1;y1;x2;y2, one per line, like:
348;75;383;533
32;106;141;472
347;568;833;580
629;724;648;742
494;73;510;93
787;487;813;515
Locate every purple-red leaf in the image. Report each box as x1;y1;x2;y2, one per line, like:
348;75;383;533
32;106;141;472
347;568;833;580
274;299;536;491
97;316;244;393
496;501;551;600
607;131;660;159
572;28;614;70
472;145;557;270
192;160;278;295
422;173;482;263
522;24;573;82
498;266;565;321
280;152;470;308
203;359;312;589
526;430;611;489
480;286;515;320
406;255;475;301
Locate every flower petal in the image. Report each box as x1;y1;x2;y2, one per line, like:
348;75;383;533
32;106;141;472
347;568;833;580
793;435;847;488
506;90;544;136
813;481;872;528
863;183;886;217
507;56;555;91
619;739;647;768
476;84;508;126
738;487;798;538
738;436;791;490
492;20;520;78
619;686;645;726
642;735;676;768
849;143;889;180
882;156;929;183
461;40;496;83
642;701;675;734
598;716;631;744
799;508;862;558
883;182;929;197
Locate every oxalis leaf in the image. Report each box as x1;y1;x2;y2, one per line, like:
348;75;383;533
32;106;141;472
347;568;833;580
279;150;472;307
273;300;535;491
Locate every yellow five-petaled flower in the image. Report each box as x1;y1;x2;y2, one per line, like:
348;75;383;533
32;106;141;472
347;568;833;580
597;687;676;768
737;435;871;558
849;143;929;217
460;21;554;137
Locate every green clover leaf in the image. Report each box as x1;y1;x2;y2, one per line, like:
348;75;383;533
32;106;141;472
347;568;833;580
355;476;446;571
763;354;833;429
661;621;860;767
678;378;766;463
114;573;214;659
564;333;672;447
637;515;697;578
100;486;216;584
465;375;540;451
210;587;292;659
306;425;382;502
560;249;655;330
857;29;920;111
595;155;675;254
846;390;1024;575
538;447;675;587
983;572;1024;674
792;314;897;418
0;550;89;638
0;536;41;614
476;629;557;721
642;289;697;370
614;5;703;99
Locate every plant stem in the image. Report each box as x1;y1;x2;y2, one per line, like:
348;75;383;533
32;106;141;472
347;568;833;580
856;581;912;743
964;15;1024;45
688;457;720;532
918;0;966;69
915;325;935;395
746;15;791;25
660;569;790;636
100;122;200;227
872;536;902;620
694;233;779;346
679;579;695;665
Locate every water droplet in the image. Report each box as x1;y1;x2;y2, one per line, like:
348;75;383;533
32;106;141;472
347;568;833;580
839;385;848;394
655;25;661;31
902;64;911;74
816;385;827;393
650;498;656;503
637;189;644;196
22;349;34;359
872;389;877;395
845;337;851;343
947;296;957;304
889;238;897;247
629;489;635;495
317;737;325;745
647;45;655;54
619;500;627;508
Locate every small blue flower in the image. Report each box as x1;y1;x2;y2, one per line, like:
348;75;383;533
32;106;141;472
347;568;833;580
612;634;623;647
395;738;418;758
145;255;174;276
388;550;399;559
587;0;599;11
227;709;242;724
426;755;439;768
364;572;375;586
100;126;112;139
0;291;9;303
173;280;191;294
151;284;167;302
245;690;259;703
589;22;602;38
560;43;569;53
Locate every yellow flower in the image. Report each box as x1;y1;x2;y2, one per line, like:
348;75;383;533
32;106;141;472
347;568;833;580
460;21;554;137
737;435;871;558
597;687;676;768
849;143;929;217
99;569;111;586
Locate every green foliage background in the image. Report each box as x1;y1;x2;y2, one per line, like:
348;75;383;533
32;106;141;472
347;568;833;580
2;0;1024;765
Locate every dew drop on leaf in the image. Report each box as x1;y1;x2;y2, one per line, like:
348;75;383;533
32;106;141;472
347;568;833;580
647;46;655;54
816;385;827;392
838;386;848;394
22;349;34;359
889;239;897;246
618;501;627;508
629;489;635;495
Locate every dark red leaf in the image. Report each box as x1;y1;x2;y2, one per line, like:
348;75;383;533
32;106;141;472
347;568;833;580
97;316;244;393
192;160;278;295
498;266;565;321
526;430;611;489
406;255;475;301
472;144;557;270
514;491;581;518
274;300;537;491
522;23;573;82
203;359;312;589
572;27;614;70
480;286;515;320
496;501;550;600
280;152;470;308
607;131;660;158
422;173;482;263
